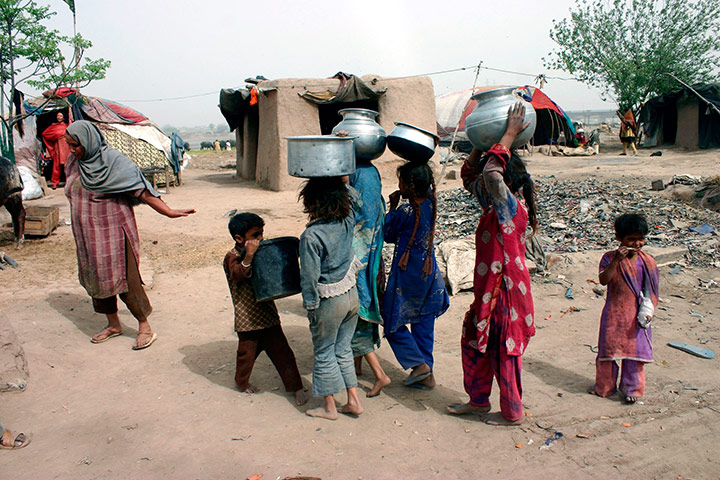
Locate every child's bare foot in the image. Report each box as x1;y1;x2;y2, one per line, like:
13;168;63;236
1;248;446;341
447;402;491;415
294;389;309;406
366;374;391;398
339;402;363;416
624;395;637;404
306;407;338;420
341;387;363;415
240;383;260;393
483;412;524;426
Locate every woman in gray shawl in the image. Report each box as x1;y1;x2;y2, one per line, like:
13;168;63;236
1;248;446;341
64;120;195;350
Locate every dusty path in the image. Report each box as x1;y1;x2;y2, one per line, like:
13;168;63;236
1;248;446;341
1;147;718;479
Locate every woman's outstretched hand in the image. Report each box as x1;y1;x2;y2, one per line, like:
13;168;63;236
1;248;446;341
165;208;196;218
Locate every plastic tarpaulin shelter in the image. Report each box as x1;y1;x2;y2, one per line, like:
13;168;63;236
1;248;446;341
436;85;576;146
18;89;176;178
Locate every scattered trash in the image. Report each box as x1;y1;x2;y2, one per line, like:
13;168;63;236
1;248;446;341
689;224;716;235
560;306;580;317
232;435;252;441
667;341;715;359
669;265;682;275
592;285;606;296
669;174;701;186
77;456;92;466
565;288;575;300
437;177;719;266
689;311;705;318
223;209;238;217
539;431;563;450
247;475;263;480
622;423;632;427
650;151;662;157
393;420;403;427
515;443;522;448
0;252;18;268
576;433;590;439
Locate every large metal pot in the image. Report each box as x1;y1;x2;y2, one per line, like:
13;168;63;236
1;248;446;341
331;108;386;162
464;87;537;151
252;236;301;302
286;135;356;178
387;122;439;163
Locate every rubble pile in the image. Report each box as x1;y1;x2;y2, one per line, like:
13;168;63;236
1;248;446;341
436;177;720;267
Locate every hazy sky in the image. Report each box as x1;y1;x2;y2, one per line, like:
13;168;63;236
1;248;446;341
34;0;614;127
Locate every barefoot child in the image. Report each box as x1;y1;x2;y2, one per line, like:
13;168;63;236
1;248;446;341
349;159;391;398
382;162;449;390
223;213;307;406
591;213;658;404
299;178;364;420
449;103;537;425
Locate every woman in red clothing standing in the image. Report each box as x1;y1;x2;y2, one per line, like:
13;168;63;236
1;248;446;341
448;103;538;425
41;111;70;189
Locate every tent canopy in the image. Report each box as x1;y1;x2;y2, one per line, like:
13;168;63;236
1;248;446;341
436;85;576;146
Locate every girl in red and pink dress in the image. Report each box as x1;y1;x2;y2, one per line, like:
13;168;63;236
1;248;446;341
448;103;537;425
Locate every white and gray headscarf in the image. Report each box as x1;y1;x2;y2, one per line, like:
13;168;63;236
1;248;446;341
66;120;159;197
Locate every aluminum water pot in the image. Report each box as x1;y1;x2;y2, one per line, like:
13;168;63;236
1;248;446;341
331;108;386;161
387;122;439;163
286;135;356;178
464;87;537;151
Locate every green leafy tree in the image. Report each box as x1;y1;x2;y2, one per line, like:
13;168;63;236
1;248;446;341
0;0;110;160
545;0;720;114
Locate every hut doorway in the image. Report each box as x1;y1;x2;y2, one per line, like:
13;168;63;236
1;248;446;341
317;99;380;135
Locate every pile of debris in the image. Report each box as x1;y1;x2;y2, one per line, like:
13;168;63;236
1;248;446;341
435;176;720;267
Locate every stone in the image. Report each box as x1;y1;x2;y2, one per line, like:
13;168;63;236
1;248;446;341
0;313;29;392
444;169;458;180
651;179;665;191
643;246;688;264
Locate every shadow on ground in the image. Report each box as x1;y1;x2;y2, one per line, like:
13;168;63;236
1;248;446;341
45;291;142;339
525;357;593;395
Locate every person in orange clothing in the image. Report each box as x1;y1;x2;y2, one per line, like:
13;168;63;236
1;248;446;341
41;112;70;189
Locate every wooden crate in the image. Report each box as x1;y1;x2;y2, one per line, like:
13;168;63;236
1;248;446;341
24;206;59;237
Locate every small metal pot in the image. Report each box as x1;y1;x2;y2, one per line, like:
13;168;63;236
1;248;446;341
286;135;356;178
387;122;439;162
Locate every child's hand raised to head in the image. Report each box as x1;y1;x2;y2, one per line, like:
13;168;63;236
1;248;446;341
499;103;531;149
388;190;401;210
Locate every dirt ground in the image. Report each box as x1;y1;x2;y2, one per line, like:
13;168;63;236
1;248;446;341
1;143;719;479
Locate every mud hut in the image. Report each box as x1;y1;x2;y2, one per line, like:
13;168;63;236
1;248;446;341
641;83;720;150
219;73;437;191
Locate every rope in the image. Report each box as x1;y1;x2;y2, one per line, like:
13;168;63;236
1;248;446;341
114;63;581;103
